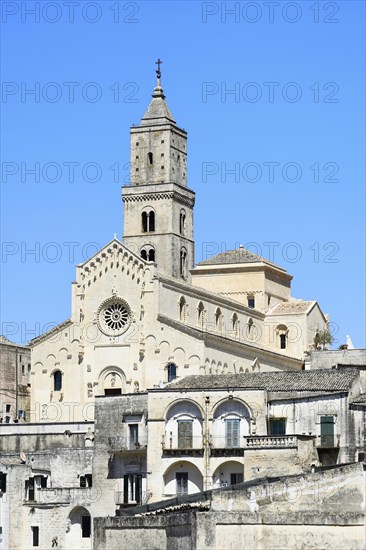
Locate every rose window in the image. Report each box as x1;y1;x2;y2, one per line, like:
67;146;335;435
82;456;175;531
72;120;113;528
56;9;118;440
98;298;131;336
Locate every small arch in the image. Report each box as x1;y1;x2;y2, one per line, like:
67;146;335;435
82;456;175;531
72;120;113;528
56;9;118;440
215;308;223;332
140;246;155;262
232;313;239;337
197;301;205;328
163;461;203;497
66;506;91;548
179;209;186;236
178;296;187;322
212;460;244;489
141;209;155;232
180;247;187;279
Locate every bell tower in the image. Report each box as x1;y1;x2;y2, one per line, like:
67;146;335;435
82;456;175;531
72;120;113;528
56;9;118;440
122;61;195;281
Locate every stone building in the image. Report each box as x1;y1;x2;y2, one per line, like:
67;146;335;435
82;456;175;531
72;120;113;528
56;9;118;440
1;69;365;549
0;336;31;423
1;357;365;548
92;366;365;515
29;72;327;423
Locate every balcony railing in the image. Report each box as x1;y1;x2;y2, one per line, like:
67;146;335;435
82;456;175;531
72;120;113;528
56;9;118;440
245;435;298;449
115;490;150;506
24;486;95;506
108;436;148;454
316;434;339;448
209;436;245;456
162;435;204;456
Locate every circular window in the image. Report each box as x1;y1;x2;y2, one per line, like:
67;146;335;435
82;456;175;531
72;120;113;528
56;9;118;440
97;298;131;336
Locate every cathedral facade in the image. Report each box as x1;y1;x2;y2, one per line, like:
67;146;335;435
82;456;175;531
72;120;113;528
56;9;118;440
29;73;327;423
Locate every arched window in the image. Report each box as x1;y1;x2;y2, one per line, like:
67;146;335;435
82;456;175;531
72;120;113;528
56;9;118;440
53;370;62;392
215;308;222;332
142;210;155;232
180;248;187;279
179;210;186;235
277;324;288;349
197;301;205;328
232;313;239;337
247;318;253;336
167;363;177;383
140;247;155;262
148;152;153;165
179;296;187;322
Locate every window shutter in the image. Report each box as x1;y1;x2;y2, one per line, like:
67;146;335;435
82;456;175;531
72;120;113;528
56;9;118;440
123;475;129;504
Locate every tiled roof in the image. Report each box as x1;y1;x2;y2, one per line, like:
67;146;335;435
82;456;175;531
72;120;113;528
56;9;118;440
166;369;358;392
351;394;366;406
196;247;284;270
269;301;315;314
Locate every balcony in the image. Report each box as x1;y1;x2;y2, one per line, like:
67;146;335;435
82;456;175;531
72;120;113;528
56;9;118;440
245;435;298;449
316;434;339;449
115;490;150;506
23;486;94;507
108;436;148;455
162;435;204;457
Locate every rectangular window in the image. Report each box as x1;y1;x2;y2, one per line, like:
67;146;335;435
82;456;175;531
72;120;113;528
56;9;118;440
129;424;139;448
80;474;92;488
178;420;193;449
280;334;287;349
320;416;335;447
81;515;91;538
5;417;10;424
176;472;188;496
247;297;255;308
225;419;240;448
32;526;39;547
123;474;142;504
5;405;10;413
26;477;35;501
230;473;243;485
0;472;7;493
269;418;286;436
40;476;47;489
21;365;25;375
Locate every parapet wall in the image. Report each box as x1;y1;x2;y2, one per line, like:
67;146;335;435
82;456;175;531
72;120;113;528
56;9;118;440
94;462;366;550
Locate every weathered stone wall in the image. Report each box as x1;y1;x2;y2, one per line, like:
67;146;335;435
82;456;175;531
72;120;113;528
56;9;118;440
92;394;149;517
309;349;366;370
0;341;31;422
94;463;366;550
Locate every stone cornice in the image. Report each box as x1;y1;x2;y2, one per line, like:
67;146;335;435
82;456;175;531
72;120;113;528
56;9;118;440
192;263;292;282
122;190;195;208
29;319;73;347
157;313;302;370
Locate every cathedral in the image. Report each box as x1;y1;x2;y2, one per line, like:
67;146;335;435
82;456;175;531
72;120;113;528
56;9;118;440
29;66;328;423
0;65;365;550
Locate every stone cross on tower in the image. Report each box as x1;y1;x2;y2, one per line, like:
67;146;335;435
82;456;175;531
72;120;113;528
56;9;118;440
155;58;163;79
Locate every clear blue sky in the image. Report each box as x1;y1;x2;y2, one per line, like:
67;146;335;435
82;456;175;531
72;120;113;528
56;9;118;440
1;1;365;348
